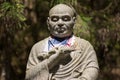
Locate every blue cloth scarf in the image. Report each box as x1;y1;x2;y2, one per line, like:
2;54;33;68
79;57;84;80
48;37;71;51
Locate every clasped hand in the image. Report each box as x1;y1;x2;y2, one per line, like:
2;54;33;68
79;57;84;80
47;46;74;69
49;46;74;60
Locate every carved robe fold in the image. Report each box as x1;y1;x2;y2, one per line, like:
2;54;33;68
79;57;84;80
25;36;99;80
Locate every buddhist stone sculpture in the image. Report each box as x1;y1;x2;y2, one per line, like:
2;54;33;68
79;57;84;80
25;4;99;80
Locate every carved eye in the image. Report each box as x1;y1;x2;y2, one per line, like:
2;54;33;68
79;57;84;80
62;16;71;21
51;16;59;22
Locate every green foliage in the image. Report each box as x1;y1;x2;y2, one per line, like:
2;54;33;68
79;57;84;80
0;2;25;21
0;1;26;30
50;0;77;7
74;15;91;39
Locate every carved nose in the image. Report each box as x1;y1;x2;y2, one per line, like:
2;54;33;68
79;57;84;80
58;24;64;27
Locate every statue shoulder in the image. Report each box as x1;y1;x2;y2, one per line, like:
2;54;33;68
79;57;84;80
31;37;49;53
74;36;93;51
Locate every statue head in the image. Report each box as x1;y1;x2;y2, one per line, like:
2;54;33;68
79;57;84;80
47;4;77;38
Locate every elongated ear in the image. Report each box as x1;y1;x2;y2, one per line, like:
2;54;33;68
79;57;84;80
47;17;50;30
73;16;77;29
73;16;76;22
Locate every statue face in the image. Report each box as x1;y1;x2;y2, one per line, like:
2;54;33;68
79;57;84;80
47;4;76;38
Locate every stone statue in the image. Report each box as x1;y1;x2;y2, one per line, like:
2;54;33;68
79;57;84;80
25;4;99;80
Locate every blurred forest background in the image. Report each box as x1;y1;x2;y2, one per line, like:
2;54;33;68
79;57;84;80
0;0;120;80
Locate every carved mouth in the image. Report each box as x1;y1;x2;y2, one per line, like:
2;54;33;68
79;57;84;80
53;25;68;34
57;28;65;33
